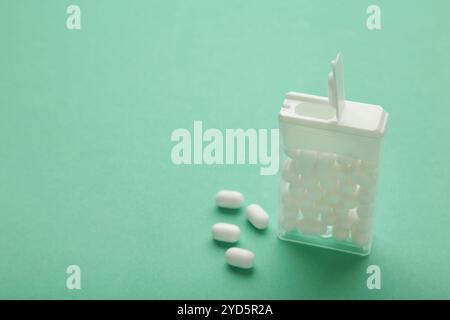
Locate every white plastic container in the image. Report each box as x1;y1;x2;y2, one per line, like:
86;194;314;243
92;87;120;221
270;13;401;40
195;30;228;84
278;54;388;255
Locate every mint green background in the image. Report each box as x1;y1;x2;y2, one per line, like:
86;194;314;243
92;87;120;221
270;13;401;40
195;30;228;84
1;0;449;299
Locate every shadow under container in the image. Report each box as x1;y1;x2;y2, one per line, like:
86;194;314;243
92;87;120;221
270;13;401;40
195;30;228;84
278;91;388;256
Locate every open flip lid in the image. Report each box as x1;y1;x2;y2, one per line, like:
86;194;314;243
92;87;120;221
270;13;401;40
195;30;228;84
279;53;388;138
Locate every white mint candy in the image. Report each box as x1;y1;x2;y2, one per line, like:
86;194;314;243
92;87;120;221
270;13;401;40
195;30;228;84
212;223;240;243
298;218;326;235
334;164;349;181
225;247;255;269
349;208;358;221
348;167;360;181
320;176;338;191
318;152;336;166
361;167;378;180
333;226;350;241
353;169;376;189
360;174;377;189
282;204;299;219
301;205;320;219
301;175;319;189
297;150;317;175
317;153;336;179
336;155;354;167
289;185;307;200
281;187;301;208
285;148;301;160
282;158;300;185
352;217;372;234
360;160;378;173
300;197;315;211
322;211;337;225
358;189;376;205
280;214;298;231
335;208;358;228
335;214;353;229
340;195;359;210
216;190;244;209
351;230;370;247
357;180;372;192
334;205;349;216
358;185;376;196
357;204;374;218
316;203;332;214
352;159;363;168
246;204;269;230
308;190;322;202
340;179;358;196
306;185;323;202
323;192;340;206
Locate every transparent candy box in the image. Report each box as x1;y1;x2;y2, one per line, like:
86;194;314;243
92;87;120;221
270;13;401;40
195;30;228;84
278;54;388;255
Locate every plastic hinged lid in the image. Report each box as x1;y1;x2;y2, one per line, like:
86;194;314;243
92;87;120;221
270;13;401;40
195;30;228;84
279;53;388;139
